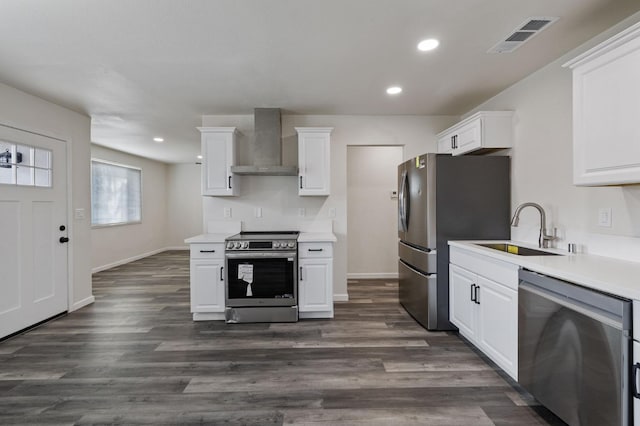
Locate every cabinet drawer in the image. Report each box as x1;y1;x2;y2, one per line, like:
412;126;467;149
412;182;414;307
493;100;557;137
190;243;224;259
449;246;519;290
299;242;333;258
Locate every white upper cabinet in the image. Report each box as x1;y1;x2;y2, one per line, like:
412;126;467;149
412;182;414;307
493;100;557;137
198;127;237;196
436;111;513;156
564;22;640;186
296;127;332;196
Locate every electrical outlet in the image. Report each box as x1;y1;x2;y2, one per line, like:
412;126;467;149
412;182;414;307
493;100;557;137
74;208;85;220
597;207;612;227
328;208;336;218
223;207;232;218
298;208;305;217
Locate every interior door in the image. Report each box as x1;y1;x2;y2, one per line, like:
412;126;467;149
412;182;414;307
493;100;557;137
0;124;68;339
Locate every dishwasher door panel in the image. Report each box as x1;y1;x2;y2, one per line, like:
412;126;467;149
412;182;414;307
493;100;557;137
519;277;629;426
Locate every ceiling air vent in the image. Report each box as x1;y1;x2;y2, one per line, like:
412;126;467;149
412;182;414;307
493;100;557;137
488;16;558;54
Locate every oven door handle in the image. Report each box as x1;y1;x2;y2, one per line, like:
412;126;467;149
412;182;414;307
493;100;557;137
225;251;297;259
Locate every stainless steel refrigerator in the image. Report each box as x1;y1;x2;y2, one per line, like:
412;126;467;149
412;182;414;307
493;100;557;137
398;154;510;330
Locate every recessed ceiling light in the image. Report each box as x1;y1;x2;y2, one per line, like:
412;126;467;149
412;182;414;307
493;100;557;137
153;137;164;143
417;38;439;52
386;86;402;95
197;155;203;160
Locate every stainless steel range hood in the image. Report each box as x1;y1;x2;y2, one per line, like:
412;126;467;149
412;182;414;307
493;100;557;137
230;108;298;176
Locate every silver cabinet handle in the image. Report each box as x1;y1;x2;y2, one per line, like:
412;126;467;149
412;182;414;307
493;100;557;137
200;250;215;253
308;248;323;252
299;266;303;280
220;266;224;281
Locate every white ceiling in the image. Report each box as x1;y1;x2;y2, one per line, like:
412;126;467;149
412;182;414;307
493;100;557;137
1;0;639;163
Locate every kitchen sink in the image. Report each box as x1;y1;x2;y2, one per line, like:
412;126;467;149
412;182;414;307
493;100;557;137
476;243;562;256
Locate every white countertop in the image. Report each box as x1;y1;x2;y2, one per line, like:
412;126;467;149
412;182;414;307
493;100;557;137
185;232;337;244
298;232;337;243
184;233;237;244
449;240;640;300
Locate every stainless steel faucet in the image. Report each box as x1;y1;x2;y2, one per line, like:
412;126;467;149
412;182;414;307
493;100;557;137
510;202;556;248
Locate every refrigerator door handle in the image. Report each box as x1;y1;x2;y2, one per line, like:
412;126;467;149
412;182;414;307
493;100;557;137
398;170;408;232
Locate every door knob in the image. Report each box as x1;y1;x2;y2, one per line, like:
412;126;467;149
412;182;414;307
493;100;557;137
59;237;70;243
59;225;66;231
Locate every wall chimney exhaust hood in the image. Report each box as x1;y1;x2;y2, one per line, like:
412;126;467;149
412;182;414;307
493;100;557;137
230;108;298;176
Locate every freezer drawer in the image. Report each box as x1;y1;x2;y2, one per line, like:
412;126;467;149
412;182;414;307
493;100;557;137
398;259;437;329
398;241;436;274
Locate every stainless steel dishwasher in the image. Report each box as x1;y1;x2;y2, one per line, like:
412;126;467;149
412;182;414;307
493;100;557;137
518;269;632;426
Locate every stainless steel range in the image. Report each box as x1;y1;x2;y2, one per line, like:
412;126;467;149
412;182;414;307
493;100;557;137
224;231;299;323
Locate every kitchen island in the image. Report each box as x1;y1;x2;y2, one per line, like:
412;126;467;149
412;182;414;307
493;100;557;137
185;229;336;322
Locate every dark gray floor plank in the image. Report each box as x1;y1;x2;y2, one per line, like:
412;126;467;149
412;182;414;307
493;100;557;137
0;250;563;425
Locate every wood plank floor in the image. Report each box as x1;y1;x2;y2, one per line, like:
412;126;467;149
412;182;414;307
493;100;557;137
0;250;565;425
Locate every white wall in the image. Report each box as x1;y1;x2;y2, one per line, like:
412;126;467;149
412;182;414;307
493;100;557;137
166;162;203;247
0;82;93;311
201;114;458;300
91;145;170;271
347;145;403;278
469;12;640;262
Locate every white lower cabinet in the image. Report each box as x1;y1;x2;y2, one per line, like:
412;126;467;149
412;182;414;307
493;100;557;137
449;247;519;379
475;275;518;376
634;340;640;426
449;265;477;337
298;242;334;318
189;243;225;320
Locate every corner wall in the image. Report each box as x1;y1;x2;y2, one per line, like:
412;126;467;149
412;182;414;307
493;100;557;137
0;82;92;311
470;12;640;262
90;145;170;272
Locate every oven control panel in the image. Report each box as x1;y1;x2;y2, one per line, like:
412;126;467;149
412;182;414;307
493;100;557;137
225;240;297;251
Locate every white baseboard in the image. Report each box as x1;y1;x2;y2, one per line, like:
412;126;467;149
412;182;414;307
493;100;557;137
347;272;399;280
333;293;349;302
193;312;225;321
164;246;189;251
70;295;95;312
92;247;168;273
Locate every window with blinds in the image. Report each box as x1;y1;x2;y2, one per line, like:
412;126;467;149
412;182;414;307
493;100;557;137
91;159;142;226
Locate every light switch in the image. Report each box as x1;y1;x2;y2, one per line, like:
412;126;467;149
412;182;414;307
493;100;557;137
328;208;336;218
597;207;612;227
74;208;85;220
299;208;306;217
255;207;262;218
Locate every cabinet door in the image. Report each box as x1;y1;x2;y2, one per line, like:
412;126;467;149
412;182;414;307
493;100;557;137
200;128;236;196
449;264;477;341
453;119;482;155
570;28;640;186
634;340;640;426
297;128;331;196
190;259;225;313
437;135;453;154
476;275;518;379
299;258;332;312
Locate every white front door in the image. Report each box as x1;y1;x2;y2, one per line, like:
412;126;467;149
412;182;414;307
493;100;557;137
0;124;68;339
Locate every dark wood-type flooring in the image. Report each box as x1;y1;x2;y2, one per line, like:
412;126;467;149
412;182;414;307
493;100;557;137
0;250;565;425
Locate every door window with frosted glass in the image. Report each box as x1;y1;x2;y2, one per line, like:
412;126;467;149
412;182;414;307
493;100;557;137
0;140;52;187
